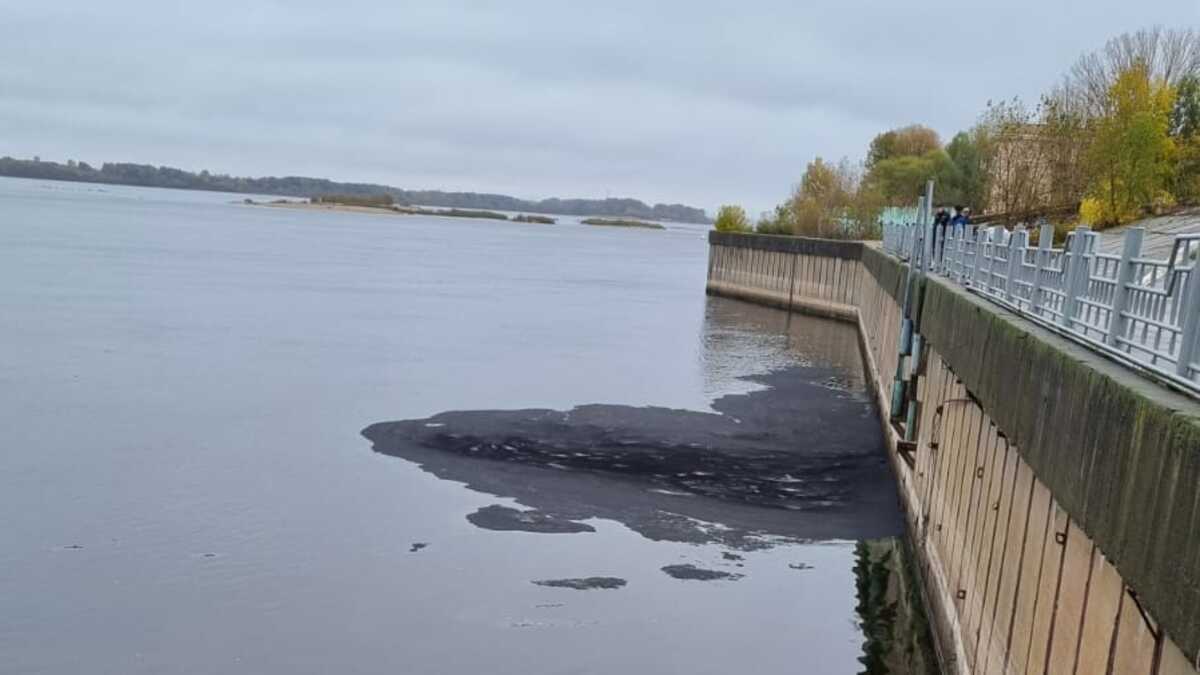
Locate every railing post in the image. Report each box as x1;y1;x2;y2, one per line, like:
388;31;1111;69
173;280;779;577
986;228;1001;294
1005;226;1027;303
971;227;986;287
1176;254;1200;378
947;227;961;280
932;223;942;274
1107;228;1144;348
1030;223;1053;317
961;224;974;284
956;227;965;279
917;197;932;272
1062;226;1092;329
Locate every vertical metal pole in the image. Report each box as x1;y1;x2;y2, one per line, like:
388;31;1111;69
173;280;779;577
916;194;926;267
1005;227;1027;303
971;227;986;287
924;180;936;273
892;196;923;423
1030;223;1053;316
1062;226;1091;329
1107;228;1143;348
986;228;1001;295
1176;253;1200;377
918;197;931;273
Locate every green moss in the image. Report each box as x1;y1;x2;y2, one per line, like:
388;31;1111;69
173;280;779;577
920;276;1200;662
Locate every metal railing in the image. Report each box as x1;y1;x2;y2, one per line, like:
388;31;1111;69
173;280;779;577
882;219;1200;396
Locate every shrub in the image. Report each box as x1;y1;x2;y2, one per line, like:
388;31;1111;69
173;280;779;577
714;204;751;232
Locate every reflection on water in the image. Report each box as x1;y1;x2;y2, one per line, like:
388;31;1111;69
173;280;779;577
700;298;866;401
855;539;941;674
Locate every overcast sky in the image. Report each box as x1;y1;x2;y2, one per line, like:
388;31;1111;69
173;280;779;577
3;1;1197;214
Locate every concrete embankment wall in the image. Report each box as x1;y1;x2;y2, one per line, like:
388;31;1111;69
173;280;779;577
706;231;1200;675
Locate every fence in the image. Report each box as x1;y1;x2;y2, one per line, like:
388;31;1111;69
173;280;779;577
882;219;1200;396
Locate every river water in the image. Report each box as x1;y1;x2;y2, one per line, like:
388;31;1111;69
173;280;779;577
0;177;905;674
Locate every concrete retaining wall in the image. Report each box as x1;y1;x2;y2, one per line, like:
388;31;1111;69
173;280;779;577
706;231;1200;675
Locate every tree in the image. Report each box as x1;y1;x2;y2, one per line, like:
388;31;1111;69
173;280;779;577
1171;75;1200;137
756;203;795;235
787;157;856;237
866;149;956;206
1082;63;1177;226
846;179;886;240
866;125;942;169
1170;75;1200;202
861;124;955;207
943;131;989;209
1060;27;1200;118
713;204;751;232
1039;92;1092;209
971;98;1058;220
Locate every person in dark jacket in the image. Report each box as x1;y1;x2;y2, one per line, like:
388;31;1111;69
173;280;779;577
933;207;951;261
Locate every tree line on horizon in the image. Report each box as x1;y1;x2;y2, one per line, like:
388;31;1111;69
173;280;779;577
715;26;1200;238
0;156;711;223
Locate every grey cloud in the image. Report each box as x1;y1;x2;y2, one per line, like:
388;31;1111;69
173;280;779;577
2;0;1196;213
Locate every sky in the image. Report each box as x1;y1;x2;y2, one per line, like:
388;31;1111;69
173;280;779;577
3;1;1198;216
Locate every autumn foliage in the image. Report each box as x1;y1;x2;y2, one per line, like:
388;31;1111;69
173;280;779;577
728;26;1200;238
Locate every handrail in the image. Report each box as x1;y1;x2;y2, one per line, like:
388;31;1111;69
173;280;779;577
881;219;1200;398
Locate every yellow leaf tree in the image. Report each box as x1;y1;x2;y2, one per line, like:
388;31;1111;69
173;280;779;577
1082;62;1177;226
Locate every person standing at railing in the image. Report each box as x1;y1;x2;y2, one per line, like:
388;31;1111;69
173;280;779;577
950;207;971;236
934;207;950;260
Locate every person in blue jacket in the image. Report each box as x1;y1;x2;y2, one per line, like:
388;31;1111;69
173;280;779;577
950;207;971;235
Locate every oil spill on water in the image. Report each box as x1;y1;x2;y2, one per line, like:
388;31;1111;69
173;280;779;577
362;365;904;557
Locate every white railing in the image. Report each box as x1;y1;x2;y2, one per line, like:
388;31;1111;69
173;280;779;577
882;220;1200;396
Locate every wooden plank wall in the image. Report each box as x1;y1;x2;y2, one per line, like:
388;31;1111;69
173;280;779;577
705;238;1199;675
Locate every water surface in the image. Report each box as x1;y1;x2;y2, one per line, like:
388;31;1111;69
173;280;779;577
1;177;898;674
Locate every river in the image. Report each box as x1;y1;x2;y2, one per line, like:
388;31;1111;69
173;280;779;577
0;177;912;674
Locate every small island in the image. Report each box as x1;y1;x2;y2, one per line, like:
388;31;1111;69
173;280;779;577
513;214;556;224
244;195;509;221
410;207;507;220
581;217;665;230
245;196;671;230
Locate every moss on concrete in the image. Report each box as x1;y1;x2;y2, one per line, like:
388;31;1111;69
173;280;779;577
919;277;1200;659
708;231;862;259
860;245;908;305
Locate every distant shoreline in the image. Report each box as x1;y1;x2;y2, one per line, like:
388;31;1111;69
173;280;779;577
0;158;711;223
246;200;673;230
